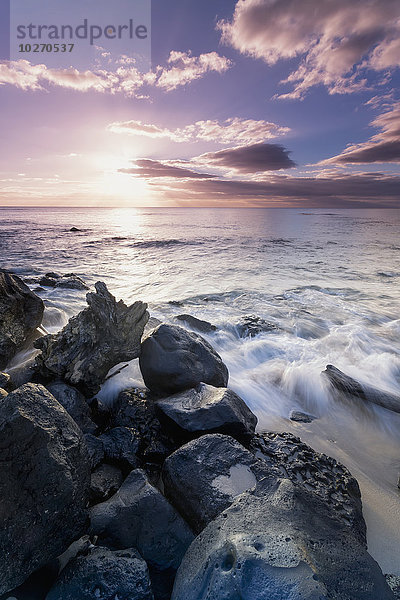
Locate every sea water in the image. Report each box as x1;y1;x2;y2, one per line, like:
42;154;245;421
1;206;400;572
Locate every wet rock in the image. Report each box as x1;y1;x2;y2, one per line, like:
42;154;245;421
0;270;44;370
0;383;90;596
289;409;317;423
0;387;7;398
323;364;400;414
144;316;162;336
91;469;194;597
156;383;257;441
0;372;12;391
140;324;228;394
386;575;400;599
83;433;104;470
113;389;174;463
100;426;140;471
236;314;279;337
69;227;82;232
46;381;96;434
175;314;217;333
250;432;365;543
90;464;123;504
162;434;275;533
34;282;149;396
46;546;154;600
172;481;394;600
39;273;89;290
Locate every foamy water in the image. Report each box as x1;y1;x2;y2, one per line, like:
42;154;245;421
1;206;400;572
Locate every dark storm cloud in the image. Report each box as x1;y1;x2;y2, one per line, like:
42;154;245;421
198;143;296;173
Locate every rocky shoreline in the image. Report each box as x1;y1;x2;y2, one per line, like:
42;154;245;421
0;270;398;599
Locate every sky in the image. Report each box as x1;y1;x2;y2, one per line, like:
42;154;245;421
0;0;400;208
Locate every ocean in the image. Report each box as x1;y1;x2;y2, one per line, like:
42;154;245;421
1;206;400;573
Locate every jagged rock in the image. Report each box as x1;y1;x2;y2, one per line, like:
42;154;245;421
90;464;124;504
323;364;400;414
112;389;174;463
46;547;154;600
175;314;217;333
172;481;394;600
249;432;365;543
0;372;12;391
0;270;44;369
0;384;90;596
156;384;257;441
100;426;141;471
236;314;279;337
0;387;7;398
386;575;400;599
83;433;104;470
162;434;275;533
144;316;162;336
46;381;96;434
34;282;149;396
289;409;317;423
139;324;228;394
91;469;194;598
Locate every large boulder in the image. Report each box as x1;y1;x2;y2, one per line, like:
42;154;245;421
0;383;90;595
99;426;141;471
34;282;149;396
46;546;154;600
46;381;96;434
0;270;44;369
139;324;228;394
90;469;194;568
90;463;123;504
249;432;365;543
172;480;394;600
156;384;257;441
162;434;275;533
323;364;400;414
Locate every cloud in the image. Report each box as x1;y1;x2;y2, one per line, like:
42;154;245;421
0;50;231;96
197;142;296;172
107;116;290;144
323;102;400;163
150;171;400;207
218;0;400;98
155;51;232;91
119;159;216;179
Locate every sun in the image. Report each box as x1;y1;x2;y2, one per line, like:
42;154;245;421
91;154;153;205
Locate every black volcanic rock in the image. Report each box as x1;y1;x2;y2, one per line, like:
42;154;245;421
34;282;149;396
0;270;44;369
155;383;257;441
46;381;96;434
139;324;228;394
0;384;90;596
46;546;154;600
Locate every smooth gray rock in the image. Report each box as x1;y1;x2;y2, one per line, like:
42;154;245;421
35;282;149;396
172;480;394;600
46;547;154;600
323;364;400;414
0;384;90;595
90;464;123;504
90;469;194;571
46;381;96;433
162;434;276;533
250;432;366;543
139;324;228;394
0;270;44;369
289;409;316;423
156;384;257;440
175;314;216;333
236;314;279;337
100;426;141;470
83;433;104;470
